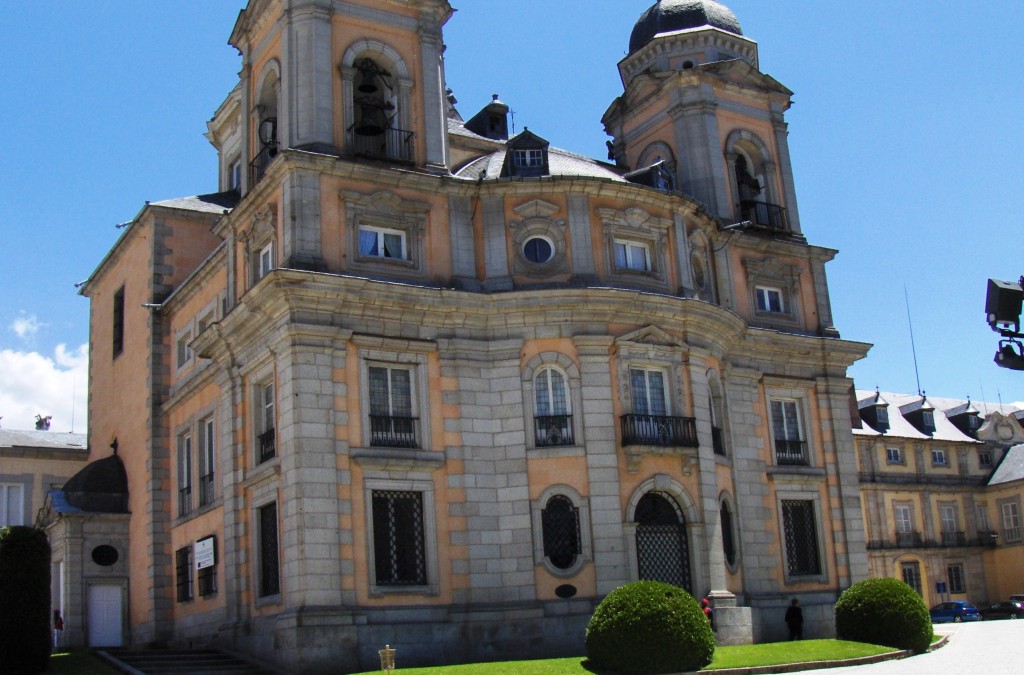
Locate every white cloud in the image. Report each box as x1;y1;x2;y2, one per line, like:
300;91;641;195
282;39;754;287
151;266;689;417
10;313;45;340
0;344;88;433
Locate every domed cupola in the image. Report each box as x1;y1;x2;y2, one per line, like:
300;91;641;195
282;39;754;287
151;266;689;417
629;0;743;54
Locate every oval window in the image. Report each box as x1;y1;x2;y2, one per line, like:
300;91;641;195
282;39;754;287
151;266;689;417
91;545;119;567
523;237;553;264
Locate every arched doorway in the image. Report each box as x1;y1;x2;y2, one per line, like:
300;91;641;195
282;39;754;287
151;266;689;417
634;492;692;592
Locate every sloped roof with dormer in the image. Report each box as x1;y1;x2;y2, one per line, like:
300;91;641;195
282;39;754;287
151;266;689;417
853;390;1024;443
454;146;626;183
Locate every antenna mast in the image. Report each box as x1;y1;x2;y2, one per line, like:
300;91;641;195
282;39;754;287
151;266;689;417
905;286;923;396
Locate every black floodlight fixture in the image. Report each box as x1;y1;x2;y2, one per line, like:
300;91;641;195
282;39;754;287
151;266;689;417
986;278;1024;333
995;339;1024;371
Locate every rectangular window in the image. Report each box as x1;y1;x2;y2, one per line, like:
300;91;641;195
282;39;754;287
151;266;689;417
781;499;821;576
513;149;544;167
940;504;958;533
932;448;947;466
112;286;125;357
368;366;417;448
886;447;902;464
176;329;193;369
613;240;651;272
359;226;407;260
372;490;427;587
257;243;273;280
894;504;913;534
257;502;280;597
979;450;993;468
755;285;784;313
197;308;216;334
947;563;965;594
257;381;276;463
771;399;807;465
875;406;889;427
177;432;193;518
196;536;217;597
921;410;935;433
901;561;922;595
198;416;215;506
977;504;992;532
1002;502;1021;542
0;483;25;527
629;368;667;416
229;159;241;191
175;546;193;602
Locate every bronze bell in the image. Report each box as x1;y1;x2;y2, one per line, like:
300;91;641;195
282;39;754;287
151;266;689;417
354;104;386;136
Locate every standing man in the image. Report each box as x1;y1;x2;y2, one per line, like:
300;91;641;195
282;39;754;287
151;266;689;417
785;598;803;640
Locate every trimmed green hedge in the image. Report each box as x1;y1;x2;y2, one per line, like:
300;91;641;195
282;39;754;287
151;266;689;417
586;581;714;674
835;577;932;653
0;526;52;674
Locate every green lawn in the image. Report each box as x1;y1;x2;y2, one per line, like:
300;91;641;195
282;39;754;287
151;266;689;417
350;639;900;674
47;651;122;675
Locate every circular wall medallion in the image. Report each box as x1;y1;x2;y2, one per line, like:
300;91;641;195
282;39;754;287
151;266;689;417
91;545;119;567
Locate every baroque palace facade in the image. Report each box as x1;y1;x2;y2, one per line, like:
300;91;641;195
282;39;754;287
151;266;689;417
47;1;876;671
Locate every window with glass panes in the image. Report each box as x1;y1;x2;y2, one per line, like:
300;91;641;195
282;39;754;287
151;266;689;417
947;563;965;593
177;432;193;517
1002;502;1021;542
175;546;193;602
368;366;416;447
0;483;25;527
902;561;922;595
198;416;215;506
614;240;650;271
359;226;406;260
257;502;280;597
755;286;784;313
630;368;667;415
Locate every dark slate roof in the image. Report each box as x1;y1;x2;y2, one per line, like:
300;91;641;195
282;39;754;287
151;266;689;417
990;444;1024;485
150;190;239;214
453;147;626;183
62;454;129;513
0;428;86;451
630;0;743;53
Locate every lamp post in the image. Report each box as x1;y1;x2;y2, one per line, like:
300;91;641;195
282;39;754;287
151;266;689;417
986;277;1024;370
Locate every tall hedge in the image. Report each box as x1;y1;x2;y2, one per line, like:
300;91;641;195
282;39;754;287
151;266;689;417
0;526;52;674
835;577;932;653
586;581;715;675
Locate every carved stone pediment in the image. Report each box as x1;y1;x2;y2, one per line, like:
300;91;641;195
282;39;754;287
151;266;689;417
340;189;430;215
616;325;685;350
597;206;671;231
978;411;1024;447
743;257;800;282
513;199;560;219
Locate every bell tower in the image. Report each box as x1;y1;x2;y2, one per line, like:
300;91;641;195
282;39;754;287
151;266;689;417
603;0;803;235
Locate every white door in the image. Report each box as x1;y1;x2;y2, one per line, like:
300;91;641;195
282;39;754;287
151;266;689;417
87;585;123;647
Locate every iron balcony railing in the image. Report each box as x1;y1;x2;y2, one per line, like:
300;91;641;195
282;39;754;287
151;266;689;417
712;426;726;456
258;428;276;464
739;199;789;232
535;415;574;447
347;125;415;163
977;529;999;546
198;472;215;507
369;415;419;448
774;439;809;466
941;531;967;547
620;414;698;448
249;144;278;186
896;531;923;547
178;486;192;518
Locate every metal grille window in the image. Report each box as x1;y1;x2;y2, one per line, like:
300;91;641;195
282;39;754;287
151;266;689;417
177;432;193;518
257;502;280;597
198;538;217;597
782;500;821;576
720;500;737;567
634;492;691;593
902;561;922;595
368;366;418;448
542;495;581;570
372;490;426;586
175;546;193;602
947;563;965;594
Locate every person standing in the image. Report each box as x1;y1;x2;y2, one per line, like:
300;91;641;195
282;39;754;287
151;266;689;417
701;597;714;631
784;598;803;640
53;610;64;652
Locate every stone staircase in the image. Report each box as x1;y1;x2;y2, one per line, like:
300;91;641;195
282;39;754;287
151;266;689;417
97;648;280;675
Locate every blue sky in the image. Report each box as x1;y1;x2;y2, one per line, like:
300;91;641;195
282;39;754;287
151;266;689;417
2;1;1023;433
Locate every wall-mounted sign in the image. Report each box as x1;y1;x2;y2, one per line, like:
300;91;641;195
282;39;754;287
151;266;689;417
195;535;216;570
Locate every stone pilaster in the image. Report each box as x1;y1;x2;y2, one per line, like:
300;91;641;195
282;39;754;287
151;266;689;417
448;195;478;289
282;169;324;270
481;196;512;290
286;0;335;150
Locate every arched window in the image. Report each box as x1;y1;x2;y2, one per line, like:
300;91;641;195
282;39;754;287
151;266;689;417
534;367;572;446
341;42;413;163
720;499;737;567
634;492;691;592
541;495;581;570
251;63;281;186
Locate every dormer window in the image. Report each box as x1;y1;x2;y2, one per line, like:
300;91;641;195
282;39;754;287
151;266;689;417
922;410;935;434
514;149;544;168
875;406;889;428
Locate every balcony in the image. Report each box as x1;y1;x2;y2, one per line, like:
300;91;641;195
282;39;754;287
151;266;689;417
941;531;967;547
774;439;808;466
198;472;215;507
369;415;419;449
711;426;726;456
620;414;698;448
896;531;923;548
258;428;276;464
347;125;414;163
535;415;574;447
249;144;278;186
739;199;789;233
977;530;999;546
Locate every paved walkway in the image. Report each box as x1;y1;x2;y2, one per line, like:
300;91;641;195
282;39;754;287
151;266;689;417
798;621;1024;675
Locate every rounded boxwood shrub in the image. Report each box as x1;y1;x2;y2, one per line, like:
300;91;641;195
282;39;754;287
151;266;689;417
0;526;52;674
835;577;931;653
586;581;714;675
